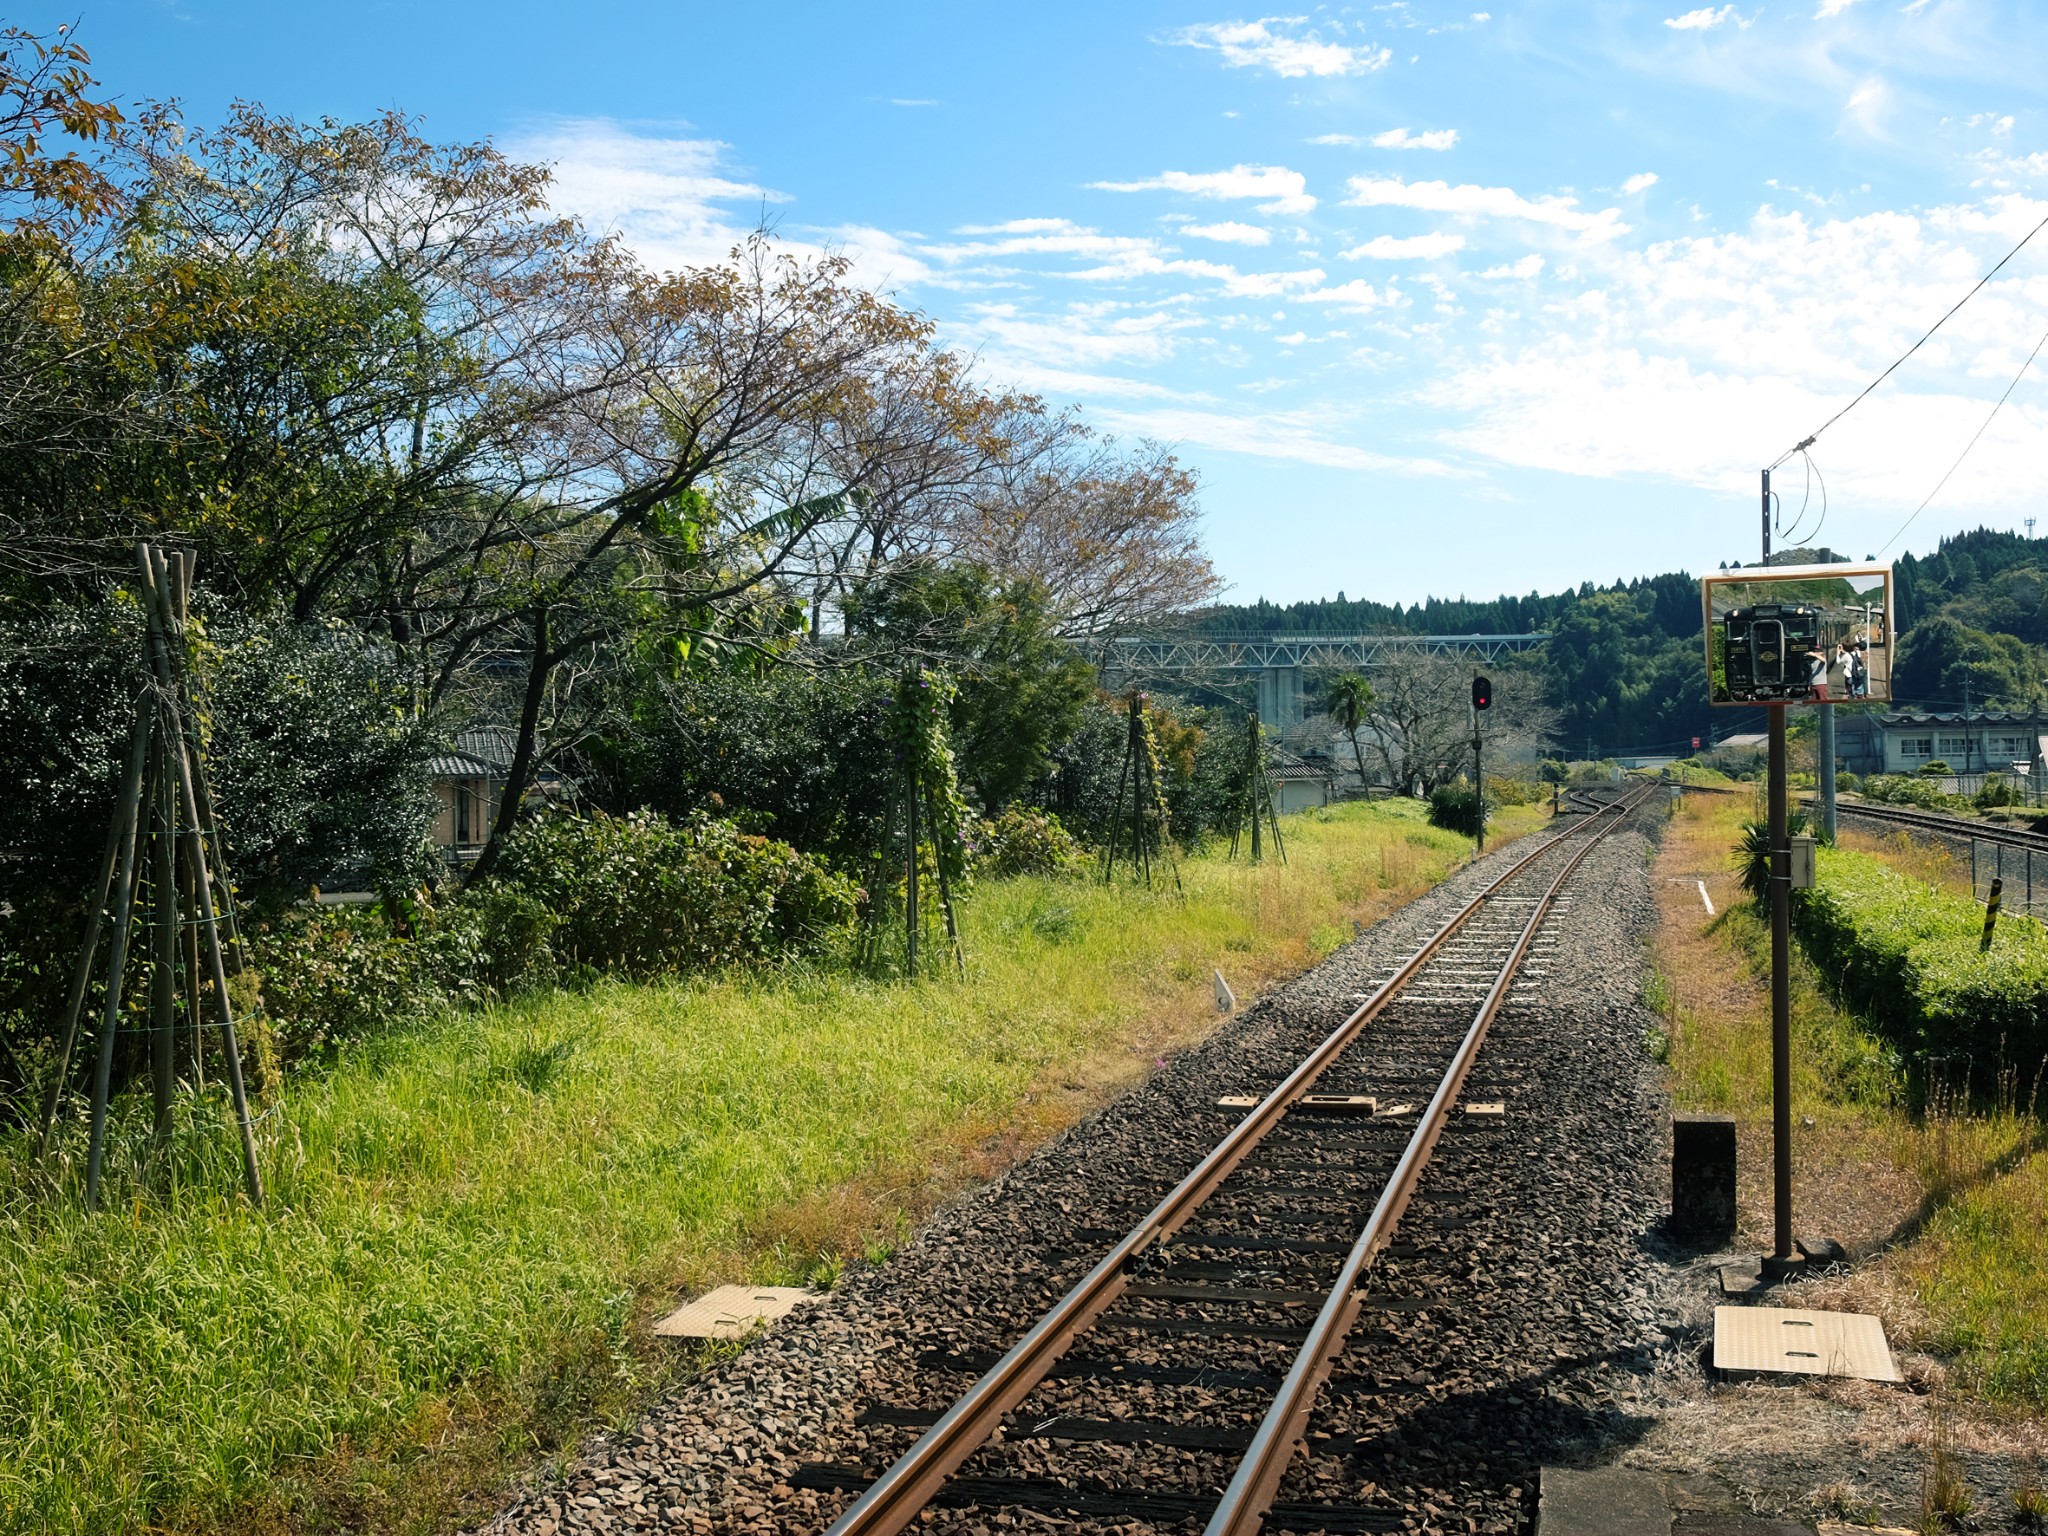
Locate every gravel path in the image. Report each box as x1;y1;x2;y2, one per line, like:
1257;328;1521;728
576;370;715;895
481;803;1683;1536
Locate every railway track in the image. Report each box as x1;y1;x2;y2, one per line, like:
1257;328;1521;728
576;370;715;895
1834;796;2048;852
800;784;1652;1536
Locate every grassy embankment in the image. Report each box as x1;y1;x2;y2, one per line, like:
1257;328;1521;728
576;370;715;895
1650;790;2048;1411
0;797;1539;1536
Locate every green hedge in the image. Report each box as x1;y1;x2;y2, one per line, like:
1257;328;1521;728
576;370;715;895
1796;846;2048;1091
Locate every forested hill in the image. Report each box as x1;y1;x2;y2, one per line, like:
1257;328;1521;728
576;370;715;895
1199;571;1699;640
1198;528;2048;756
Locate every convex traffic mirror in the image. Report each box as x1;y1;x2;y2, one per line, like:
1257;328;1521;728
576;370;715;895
1703;562;1894;707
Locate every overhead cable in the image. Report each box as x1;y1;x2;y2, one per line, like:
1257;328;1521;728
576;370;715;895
1878;319;2048;555
1770;207;2048;471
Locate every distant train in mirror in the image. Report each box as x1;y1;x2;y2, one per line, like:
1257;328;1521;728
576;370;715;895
1702;563;1893;707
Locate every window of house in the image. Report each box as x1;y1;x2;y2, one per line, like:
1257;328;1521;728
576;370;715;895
1898;736;1933;759
1938;735;1969;758
1994;735;2025;758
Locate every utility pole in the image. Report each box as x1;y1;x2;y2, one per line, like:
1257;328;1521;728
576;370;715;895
1760;483;1797;1276
1761;468;1772;564
1765;703;1795;1273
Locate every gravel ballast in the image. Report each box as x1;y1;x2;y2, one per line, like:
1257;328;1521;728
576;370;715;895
481;801;1685;1536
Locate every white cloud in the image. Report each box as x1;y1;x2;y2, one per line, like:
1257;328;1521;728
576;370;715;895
1426;198;2048;524
1476;254;1546;279
1372;127;1460;151
1169;17;1394;78
1309;133;1364;146
890;98;940;107
955;217;1091;236
1095;403;1457;474
1622;172;1660;195
924;226;1159;263
1845;77;1890;136
1341;232;1467;259
1663;5;1748;29
1298;278;1399;311
1815;0;1863;15
957;302;1194;368
1092;164;1317;215
1183;220;1274;245
507;119;780;274
1344;175;1629;239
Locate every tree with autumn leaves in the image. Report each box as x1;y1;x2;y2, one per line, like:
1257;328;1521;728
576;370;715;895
0;27;1216;884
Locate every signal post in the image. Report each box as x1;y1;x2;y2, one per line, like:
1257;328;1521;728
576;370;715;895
1704;558;1891;1283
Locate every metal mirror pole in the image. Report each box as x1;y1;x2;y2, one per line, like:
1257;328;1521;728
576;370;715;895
1818;703;1837;843
1767;703;1795;1267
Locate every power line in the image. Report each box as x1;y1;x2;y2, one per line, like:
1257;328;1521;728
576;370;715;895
1878;319;2048;556
1769;207;2048;471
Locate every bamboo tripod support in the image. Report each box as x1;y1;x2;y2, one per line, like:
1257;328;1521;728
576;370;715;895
35;544;265;1208
864;670;966;980
1228;712;1287;865
1102;693;1182;890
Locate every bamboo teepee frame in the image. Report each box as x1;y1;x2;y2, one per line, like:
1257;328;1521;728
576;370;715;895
35;544;265;1207
1101;692;1182;890
1228;711;1287;865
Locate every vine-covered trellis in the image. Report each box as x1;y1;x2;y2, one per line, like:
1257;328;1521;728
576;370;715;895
1102;693;1181;890
36;544;266;1208
1229;712;1287;864
864;666;970;977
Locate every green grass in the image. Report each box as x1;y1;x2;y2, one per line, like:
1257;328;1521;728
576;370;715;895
0;798;1506;1536
1655;791;2048;1414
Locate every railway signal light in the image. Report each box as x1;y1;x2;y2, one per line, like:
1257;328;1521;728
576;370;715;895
1472;674;1492;711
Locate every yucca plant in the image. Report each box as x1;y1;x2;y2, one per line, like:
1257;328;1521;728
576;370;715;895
1736;810;1809;906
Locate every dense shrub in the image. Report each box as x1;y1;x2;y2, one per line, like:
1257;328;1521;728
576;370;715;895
1977;775;2022;809
491;809;857;977
1794;847;2048;1097
0;595;439;915
584;667;895;872
1427;783;1485;837
0;595;441;1095
1485;775;1547;806
1862;774;1962;810
250;885;560;1058
977;806;1081;878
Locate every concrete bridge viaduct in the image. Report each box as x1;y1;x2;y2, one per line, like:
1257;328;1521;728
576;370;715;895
1096;633;1552;729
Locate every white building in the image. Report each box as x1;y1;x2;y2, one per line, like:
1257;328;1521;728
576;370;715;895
1835;710;2048;777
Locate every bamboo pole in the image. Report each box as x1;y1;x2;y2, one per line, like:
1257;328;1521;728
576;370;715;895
36;698;150;1159
150;722;176;1148
905;771;920;979
84;742;149;1208
141;548;263;1205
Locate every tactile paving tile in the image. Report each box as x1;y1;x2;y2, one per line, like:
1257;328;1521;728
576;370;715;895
1712;1305;1900;1381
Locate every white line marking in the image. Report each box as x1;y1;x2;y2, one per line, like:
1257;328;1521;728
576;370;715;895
1698;880;1715;917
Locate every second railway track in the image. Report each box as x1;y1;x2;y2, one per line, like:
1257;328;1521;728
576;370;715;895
801;784;1654;1536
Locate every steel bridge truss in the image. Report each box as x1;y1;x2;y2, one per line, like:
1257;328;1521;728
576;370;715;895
1097;633;1551;728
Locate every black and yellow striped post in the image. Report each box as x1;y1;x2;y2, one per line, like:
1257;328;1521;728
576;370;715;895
1981;876;2004;953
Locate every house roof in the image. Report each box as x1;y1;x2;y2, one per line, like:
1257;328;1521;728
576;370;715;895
1880;711;2040;727
427;726;569;789
1268;747;1334;783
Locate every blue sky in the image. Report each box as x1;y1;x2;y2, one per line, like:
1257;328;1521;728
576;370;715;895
86;0;2048;606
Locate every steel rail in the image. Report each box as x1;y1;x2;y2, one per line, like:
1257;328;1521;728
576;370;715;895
1202;784;1644;1536
820;792;1634;1536
1834;797;2048;852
